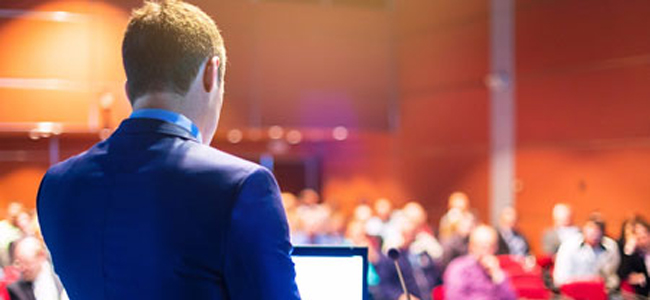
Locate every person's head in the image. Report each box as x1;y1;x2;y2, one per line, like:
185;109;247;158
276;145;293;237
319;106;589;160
582;213;606;247
12;236;47;282
6;202;24;226
634;218;649;251
457;211;477;237
620;218;636;242
122;0;226;144
281;192;297;211
298;189;320;205
552;203;574;227
403;201;427;227
399;219;418;249
373;198;393;221
16;211;34;235
499;206;518;230
469;225;499;259
353;204;373;223
448;192;469;211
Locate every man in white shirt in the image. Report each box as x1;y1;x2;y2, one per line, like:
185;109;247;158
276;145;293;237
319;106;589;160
553;214;620;291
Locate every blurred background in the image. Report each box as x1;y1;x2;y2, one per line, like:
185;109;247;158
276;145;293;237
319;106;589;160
1;0;649;259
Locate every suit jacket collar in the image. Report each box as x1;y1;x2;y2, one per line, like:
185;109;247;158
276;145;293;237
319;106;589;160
113;118;201;143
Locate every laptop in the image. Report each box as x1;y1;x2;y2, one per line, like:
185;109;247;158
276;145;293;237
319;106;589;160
291;246;369;300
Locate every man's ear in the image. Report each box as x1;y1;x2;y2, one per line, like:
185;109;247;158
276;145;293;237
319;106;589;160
203;56;219;93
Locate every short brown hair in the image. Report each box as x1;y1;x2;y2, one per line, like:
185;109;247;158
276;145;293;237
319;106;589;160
122;0;226;101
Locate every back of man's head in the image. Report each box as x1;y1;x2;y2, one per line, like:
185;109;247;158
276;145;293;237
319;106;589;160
122;0;226;102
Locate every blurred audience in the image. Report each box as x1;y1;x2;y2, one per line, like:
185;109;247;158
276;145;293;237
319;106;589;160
0;188;644;300
443;225;517;300
291;189;332;245
553;213;620;291
542;203;580;255
279;188;648;299
617;216;649;297
0;203;27;268
496;206;530;257
8;236;67;300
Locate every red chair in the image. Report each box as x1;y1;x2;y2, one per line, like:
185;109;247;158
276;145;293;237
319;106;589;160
1;266;20;284
510;275;550;299
497;255;526;275
0;281;9;300
431;285;444;300
559;280;607;300
496;255;550;299
620;280;635;293
536;255;554;269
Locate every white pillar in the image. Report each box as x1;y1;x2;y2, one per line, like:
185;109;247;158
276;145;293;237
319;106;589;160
489;0;516;226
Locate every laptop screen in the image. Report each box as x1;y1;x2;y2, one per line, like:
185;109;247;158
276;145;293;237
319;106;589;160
291;246;368;300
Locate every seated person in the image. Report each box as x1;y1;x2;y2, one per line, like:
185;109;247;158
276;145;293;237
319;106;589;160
443;225;517;300
438;192;470;240
553;213;620;291
375;219;441;300
8;236;68;300
496;206;530;257
618;217;649;297
542;203;581;255
439;211;475;271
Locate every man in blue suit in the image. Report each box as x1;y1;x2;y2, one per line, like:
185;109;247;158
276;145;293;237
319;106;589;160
36;1;301;299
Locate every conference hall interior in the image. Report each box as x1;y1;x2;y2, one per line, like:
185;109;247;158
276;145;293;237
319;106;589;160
0;0;649;299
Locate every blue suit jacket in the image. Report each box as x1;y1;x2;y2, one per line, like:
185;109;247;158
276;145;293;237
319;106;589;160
37;118;301;300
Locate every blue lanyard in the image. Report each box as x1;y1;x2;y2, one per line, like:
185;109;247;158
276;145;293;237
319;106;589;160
129;108;203;143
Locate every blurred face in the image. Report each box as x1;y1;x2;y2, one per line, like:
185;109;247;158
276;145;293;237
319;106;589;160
374;199;392;221
354;205;372;223
553;204;573;227
300;189;320;205
7;202;24;225
14;240;45;282
281;193;297;211
583;222;603;247
635;224;649;250
469;226;498;258
345;221;366;244
499;207;517;229
457;213;476;237
400;220;418;248
624;221;636;241
16;212;33;234
449;192;469;211
403;202;426;227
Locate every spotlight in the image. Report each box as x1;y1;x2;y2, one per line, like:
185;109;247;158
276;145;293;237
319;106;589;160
286;130;302;145
268;126;284;140
332;126;348;141
227;129;243;144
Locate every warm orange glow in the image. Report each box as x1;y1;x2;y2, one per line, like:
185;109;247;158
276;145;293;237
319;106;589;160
0;1;130;126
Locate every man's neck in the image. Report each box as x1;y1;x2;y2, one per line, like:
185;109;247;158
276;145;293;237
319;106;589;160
132;92;186;114
132;93;206;139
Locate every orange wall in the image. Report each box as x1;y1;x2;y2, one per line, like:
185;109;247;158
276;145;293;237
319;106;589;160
0;1;131;127
395;0;491;225
516;0;650;253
